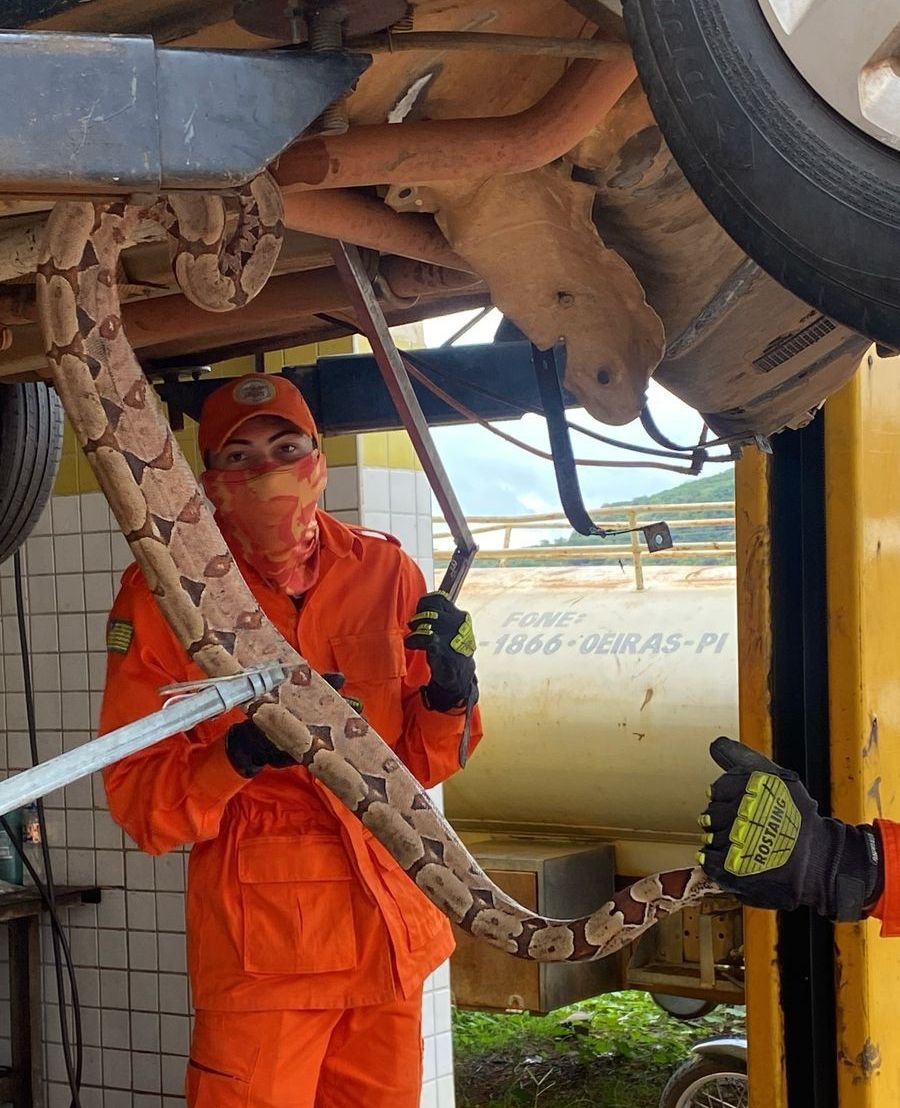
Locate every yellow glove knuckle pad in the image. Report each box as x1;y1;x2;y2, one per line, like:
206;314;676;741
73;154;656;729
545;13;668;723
724;771;802;878
450;614;476;658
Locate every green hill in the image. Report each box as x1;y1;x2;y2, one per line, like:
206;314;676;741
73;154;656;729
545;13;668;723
534;466;735;565
611;467;734;508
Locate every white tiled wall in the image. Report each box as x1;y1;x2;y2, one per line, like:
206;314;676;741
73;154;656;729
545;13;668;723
0;457;452;1107
1;493;192;1108
357;467;435;587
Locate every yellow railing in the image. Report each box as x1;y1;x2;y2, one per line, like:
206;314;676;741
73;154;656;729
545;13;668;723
434;502;736;592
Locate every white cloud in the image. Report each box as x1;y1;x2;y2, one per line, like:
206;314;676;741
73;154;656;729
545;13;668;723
423;308;503;348
518;492;556;514
420;309;729;532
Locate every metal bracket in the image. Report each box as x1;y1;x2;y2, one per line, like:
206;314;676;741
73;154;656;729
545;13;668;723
234;0;409;44
159;663;294;704
330;241;478;603
532;344;673;552
147;364;213;431
0;31;368;193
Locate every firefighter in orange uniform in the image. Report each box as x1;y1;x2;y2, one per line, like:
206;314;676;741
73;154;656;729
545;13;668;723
100;374;482;1107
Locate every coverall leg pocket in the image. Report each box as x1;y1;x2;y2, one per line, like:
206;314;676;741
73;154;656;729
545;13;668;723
186;1011;260;1107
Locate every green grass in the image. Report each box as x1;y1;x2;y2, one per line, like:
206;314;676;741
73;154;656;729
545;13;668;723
453;992;746;1108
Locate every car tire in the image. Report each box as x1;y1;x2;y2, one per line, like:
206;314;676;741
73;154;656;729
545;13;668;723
624;0;900;349
0;381;64;565
659;1054;748;1108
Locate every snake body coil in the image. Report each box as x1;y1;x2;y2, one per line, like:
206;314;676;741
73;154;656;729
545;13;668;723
36;177;717;963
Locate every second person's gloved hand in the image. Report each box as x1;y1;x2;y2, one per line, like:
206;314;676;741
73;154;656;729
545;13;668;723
405;591;478;712
698;737;883;921
225;671;356;778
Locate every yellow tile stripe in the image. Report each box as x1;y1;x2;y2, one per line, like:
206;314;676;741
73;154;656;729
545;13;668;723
359;431;422;471
52;335;429;492
54;338;361;496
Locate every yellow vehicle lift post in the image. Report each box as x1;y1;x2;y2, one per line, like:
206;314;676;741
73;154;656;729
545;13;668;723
738;347;900;1107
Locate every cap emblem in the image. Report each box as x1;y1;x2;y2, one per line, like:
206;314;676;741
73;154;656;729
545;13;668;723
232;378;277;406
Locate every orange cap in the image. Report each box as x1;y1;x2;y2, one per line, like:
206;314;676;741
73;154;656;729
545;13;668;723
198;374;317;457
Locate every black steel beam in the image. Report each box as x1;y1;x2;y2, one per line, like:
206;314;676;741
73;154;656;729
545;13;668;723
770;415;838;1108
154;341;578;435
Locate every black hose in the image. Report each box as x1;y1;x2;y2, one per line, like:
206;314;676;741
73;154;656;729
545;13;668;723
13;550;83;1107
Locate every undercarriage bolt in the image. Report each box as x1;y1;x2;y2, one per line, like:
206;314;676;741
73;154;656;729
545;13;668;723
391;8;414;31
285;3;304;43
308;4;350;135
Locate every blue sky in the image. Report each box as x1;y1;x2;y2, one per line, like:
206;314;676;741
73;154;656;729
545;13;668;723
422;309;728;521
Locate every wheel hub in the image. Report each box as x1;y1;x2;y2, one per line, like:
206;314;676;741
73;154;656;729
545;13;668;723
757;0;899;150
676;1073;748;1108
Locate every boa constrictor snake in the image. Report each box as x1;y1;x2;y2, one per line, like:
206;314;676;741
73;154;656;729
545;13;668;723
35;174;718;963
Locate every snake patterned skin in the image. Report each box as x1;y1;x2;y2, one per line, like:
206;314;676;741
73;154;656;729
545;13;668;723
35;174;717;962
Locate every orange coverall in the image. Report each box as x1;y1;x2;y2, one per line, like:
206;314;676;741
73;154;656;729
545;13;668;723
872;820;900;935
100;510;482;1105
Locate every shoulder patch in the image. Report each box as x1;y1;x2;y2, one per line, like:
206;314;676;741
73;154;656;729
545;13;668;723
106;618;134;655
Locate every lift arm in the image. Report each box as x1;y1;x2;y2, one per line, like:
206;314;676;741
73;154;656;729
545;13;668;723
331;240;478;602
0;31;367;193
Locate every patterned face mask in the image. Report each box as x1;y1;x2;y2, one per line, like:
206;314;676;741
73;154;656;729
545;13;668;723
202;451;328;595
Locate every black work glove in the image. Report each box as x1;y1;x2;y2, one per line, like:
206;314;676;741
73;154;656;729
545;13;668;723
405;591;478;712
225;672;353;778
698;737;883;921
319;672;364;716
225;719;294;778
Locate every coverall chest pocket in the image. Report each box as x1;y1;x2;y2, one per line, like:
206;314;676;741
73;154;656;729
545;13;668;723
237;836;357;976
328;630;407;676
329;630;407;730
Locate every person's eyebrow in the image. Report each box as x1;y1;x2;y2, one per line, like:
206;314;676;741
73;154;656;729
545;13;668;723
268;428;306;443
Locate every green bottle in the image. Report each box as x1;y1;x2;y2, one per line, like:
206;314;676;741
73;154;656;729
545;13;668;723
0;808;24;885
